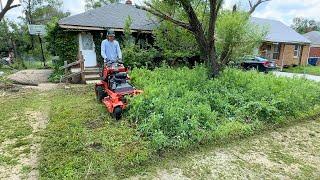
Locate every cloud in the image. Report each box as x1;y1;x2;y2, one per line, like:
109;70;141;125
223;0;320;25
62;0;86;15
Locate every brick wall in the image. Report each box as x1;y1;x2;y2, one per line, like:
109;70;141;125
264;43;310;66
309;47;320;57
301;45;310;65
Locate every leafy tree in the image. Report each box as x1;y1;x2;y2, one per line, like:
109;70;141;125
291;17;320;34
0;0;21;21
141;0;268;76
85;0;120;10
215;11;266;64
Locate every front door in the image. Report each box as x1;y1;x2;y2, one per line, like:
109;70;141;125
79;33;97;67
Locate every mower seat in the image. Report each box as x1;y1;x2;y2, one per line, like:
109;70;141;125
114;72;128;84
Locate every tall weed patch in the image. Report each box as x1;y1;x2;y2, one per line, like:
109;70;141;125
129;67;320;150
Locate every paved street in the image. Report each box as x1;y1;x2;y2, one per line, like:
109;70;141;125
273;71;320;82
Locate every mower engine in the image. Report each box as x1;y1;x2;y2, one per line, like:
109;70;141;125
95;62;142;120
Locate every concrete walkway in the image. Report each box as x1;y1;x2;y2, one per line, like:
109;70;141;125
273;71;320;82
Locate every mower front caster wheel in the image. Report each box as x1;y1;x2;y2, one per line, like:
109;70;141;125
113;106;122;120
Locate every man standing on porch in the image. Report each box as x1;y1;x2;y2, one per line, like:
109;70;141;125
101;29;122;65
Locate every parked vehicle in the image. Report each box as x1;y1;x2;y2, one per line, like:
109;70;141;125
241;56;276;73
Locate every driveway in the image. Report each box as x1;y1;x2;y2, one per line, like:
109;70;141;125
273;71;320;82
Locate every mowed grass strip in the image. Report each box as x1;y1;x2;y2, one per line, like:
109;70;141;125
39;86;151;179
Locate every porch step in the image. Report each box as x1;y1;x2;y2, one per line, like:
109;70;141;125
85;74;101;81
86;80;101;84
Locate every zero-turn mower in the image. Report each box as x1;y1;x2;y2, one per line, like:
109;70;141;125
95;61;142;120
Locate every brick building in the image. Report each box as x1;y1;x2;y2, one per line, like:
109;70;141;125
251;17;311;67
303;31;320;58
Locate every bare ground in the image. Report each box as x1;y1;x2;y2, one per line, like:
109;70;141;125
130;120;320;179
0;110;49;180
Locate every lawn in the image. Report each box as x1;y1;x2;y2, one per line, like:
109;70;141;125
283;65;320;76
1;67;320;179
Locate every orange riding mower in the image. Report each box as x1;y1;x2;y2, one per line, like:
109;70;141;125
95;62;142;120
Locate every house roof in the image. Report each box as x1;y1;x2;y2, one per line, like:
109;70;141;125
59;3;157;32
250;17;311;44
303;31;320;46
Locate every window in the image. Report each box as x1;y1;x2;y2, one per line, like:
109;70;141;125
294;45;301;58
273;44;280;59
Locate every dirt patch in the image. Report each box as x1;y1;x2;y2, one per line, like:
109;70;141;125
130;120;320;179
22;83;60;91
85;119;105;130
0;110;49;179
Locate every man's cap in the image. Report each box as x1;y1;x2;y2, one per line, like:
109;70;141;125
107;29;115;36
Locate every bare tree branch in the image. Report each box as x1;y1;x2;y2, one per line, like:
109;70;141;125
248;0;271;14
0;0;21;21
136;3;192;31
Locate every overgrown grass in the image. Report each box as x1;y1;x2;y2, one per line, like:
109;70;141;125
129;67;320;150
283;65;320;76
24;60;53;69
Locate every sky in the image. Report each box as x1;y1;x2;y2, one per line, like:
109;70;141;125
2;0;320;25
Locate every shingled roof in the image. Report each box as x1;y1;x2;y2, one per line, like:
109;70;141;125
59;3;157;32
303;31;320;46
251;17;311;44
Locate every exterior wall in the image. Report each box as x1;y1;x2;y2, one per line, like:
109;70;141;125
259;42;310;66
309;47;320;57
301;45;310;65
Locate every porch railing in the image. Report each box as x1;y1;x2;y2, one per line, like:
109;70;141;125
59;51;85;83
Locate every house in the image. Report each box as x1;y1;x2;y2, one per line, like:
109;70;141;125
58;0;157;68
303;31;320;59
251;17;311;67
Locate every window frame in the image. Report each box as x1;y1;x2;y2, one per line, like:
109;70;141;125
294;45;302;58
272;44;280;60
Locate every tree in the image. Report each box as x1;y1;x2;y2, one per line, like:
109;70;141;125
291;17;320;34
85;0;120;10
0;0;21;21
138;0;269;77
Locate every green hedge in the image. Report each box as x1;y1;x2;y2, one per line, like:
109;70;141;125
46;23;78;66
128;67;320;150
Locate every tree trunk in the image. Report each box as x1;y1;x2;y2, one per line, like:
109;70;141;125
208;44;220;77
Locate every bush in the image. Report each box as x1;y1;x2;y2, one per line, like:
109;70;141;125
122;44;159;68
128;67;320;151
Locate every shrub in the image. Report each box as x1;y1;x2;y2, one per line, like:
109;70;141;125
128;67;320;151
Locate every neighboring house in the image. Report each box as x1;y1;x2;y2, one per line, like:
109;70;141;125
303;31;320;58
251;17;311;67
58;0;157;68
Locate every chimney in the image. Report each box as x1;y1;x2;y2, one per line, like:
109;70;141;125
125;0;132;5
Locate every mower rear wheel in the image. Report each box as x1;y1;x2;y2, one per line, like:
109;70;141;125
96;86;106;102
113;106;122;120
